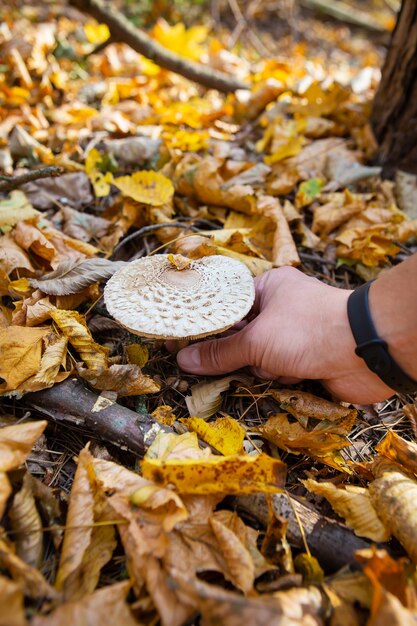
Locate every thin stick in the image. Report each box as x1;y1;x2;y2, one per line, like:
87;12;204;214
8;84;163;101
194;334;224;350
0;166;64;193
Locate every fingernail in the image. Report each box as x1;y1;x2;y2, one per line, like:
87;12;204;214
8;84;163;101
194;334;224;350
177;346;201;371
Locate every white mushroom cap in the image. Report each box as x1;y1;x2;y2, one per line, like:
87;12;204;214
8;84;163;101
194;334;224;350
104;254;255;339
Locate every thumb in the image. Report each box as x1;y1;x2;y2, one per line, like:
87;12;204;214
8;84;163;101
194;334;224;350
177;330;250;375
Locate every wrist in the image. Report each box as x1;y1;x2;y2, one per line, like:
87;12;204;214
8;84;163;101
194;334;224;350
369;279;417;382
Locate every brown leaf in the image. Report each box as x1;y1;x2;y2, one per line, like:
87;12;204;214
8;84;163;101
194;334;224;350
9;473;43;568
55;447;116;600
0;420;47;472
185;375;252;420
270;389;357;430
376;430;417;476
0;326;49;392
0;537;54;599
209;515;255;593
31;581;141;626
30;258;127;296
77;364;160;396
0;234;34;276
0;575;27;626
257;195;300;266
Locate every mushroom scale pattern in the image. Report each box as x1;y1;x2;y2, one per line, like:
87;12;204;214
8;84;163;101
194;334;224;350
104;254;255;339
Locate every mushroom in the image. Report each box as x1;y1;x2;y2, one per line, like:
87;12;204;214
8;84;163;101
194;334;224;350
104;254;255;339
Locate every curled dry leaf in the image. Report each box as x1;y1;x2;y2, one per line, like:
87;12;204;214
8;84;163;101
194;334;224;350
0;575;27;626
172;573;323;626
50;309;109;371
179;415;245;455
59;206;111;243
33;336;68;387
270;389;357;430
209;515;255;593
0;472;11;520
141;452;286;495
29;258;127;295
369;459;417;563
302;479;390;542
0;233;34;276
55;447;117;600
257;195;300;266
151;405;177;426
145;431;211;461
9;474;43;568
185;374;252;420
31;581;140;626
375;430;417;476
77;363;160;396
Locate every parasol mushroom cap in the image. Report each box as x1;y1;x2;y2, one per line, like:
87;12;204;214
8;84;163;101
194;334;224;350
104;254;255;339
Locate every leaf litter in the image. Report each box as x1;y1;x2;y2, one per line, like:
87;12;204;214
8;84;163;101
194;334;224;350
0;0;416;624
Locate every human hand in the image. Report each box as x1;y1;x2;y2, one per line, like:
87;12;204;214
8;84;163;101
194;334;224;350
177;266;395;404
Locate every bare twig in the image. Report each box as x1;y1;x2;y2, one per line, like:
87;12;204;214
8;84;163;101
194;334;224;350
24;378;170;456
299;0;389;32
69;0;249;93
0;166;64;193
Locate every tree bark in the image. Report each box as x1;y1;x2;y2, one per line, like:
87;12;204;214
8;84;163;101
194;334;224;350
69;0;248;93
24;378;169;456
372;0;417;174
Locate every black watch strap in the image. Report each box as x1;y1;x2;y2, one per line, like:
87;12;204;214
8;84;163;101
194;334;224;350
347;282;417;395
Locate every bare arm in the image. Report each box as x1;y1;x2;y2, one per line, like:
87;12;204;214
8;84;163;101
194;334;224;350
176;253;417;404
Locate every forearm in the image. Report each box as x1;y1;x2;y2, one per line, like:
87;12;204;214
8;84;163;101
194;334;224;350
369;252;417;380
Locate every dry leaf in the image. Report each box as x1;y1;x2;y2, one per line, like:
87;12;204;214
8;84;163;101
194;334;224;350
0;536;54;599
303;479;390;542
55;447;116;600
0;326;49;393
31;581;140;626
0;190;40;230
33;336;68;386
126;343;149;368
113;171;174;206
0;575;27;626
141;452;286;495
29;258;127;295
9;474;43;568
0;420;47;472
0;233;34;275
145;431;210;461
151;405;177;426
78;364;160;396
270;389;357;430
369;459;417;563
180;416;245;455
375;430;417;476
50;309;109;371
209;515;255;593
185;375;252;420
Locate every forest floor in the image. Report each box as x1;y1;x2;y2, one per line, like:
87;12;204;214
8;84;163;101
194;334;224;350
1;1;417;625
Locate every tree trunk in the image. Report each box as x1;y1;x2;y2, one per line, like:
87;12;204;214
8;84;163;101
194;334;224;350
372;0;417;174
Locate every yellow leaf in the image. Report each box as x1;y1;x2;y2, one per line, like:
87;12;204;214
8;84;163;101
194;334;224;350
0;576;27;626
376;431;417;476
167;253;192;270
33;336;68;387
164;128;209;152
85;149;113;198
125;343;149;368
113;171;174;206
0;191;40;231
264;136;304;165
50;309;108;371
84;22;110;45
151;405;177;427
0;327;49;392
180;416;245;455
303;479;390;542
141;453;286;495
152;19;208;61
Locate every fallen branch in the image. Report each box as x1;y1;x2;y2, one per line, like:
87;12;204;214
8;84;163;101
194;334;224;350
0;166;64;193
69;0;249;93
299;0;389;33
24;378;169;456
237;493;373;571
